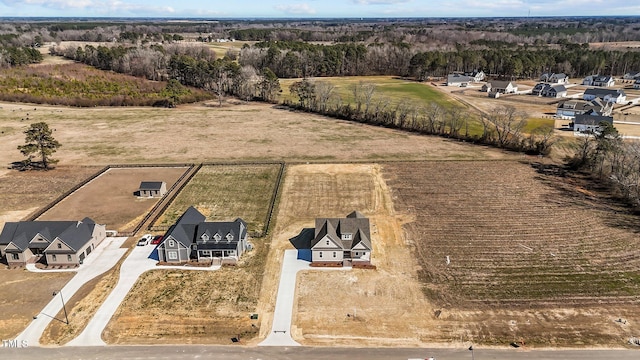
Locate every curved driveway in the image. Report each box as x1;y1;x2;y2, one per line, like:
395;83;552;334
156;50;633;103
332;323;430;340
16;237;128;347
67;245;220;346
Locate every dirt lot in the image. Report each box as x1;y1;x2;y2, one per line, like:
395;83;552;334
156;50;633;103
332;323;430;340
383;161;640;347
0;269;74;339
38;167;188;232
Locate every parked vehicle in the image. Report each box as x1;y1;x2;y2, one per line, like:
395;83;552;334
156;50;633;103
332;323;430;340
151;235;163;245
137;234;153;246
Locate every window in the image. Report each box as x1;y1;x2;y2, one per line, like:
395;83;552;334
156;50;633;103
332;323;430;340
57;243;62;249
341;233;352;240
11;253;19;260
325;240;330;246
201;234;209;242
333;252;336;258
52;254;57;261
168;240;175;247
355;252;359;256
226;233;233;241
214;233;221;241
67;255;72;262
168;251;178;260
319;252;323;258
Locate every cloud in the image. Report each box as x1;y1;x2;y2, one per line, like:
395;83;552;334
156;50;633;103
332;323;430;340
352;0;410;4
0;0;175;14
274;3;316;15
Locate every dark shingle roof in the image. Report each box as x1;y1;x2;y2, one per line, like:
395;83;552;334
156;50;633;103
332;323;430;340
0;219;98;252
162;207;247;250
575;114;614;126
139;181;165;190
584;88;626;97
312;211;371;251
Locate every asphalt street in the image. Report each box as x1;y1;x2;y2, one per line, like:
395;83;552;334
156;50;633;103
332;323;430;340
1;345;639;360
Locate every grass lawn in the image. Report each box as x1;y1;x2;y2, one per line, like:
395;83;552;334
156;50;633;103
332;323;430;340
154;164;281;235
524;117;555;133
280;76;460;110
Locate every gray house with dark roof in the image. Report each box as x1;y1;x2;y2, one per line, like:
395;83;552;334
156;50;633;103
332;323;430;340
0;218;106;266
135;181;167;198
556;99;612;119
310;211;371;266
573;114;614;134
157;206;248;265
583;88;626;104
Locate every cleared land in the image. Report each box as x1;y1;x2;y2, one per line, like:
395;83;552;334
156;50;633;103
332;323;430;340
0;101;510;168
154;164;281;234
256;163;434;347
384;161;640;346
38;167;188;232
0;269;74;339
103;248;265;344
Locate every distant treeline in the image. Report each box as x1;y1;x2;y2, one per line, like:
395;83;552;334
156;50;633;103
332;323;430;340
238;40;640;79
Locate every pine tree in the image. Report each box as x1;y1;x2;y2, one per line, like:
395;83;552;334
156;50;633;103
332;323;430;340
17;122;61;170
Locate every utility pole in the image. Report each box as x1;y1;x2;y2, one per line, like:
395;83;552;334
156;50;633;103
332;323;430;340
53;291;69;325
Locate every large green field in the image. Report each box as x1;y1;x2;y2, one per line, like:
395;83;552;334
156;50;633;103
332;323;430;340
279;76;459;110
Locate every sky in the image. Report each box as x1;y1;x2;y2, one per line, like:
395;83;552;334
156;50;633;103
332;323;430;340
0;0;639;18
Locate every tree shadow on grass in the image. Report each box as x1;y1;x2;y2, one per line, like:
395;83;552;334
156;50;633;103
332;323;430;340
530;161;640;234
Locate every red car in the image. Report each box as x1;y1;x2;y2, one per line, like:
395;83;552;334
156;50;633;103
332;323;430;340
151;235;163;245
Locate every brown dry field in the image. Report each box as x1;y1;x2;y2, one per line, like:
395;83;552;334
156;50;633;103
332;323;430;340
383;161;640;347
0;101;510;168
0;165;101;229
103;244;266;344
38;167;188;231
0;269;74;339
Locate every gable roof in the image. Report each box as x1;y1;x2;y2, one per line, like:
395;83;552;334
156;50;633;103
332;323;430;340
0;219;98;252
574;114;614;126
162;206;247;250
312;212;371;251
489;80;516;89
138;181;165;190
584;88;626;98
447;74;472;83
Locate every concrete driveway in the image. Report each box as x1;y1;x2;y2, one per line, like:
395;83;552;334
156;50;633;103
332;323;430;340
16;237;128;347
259;249;350;347
67;244;221;346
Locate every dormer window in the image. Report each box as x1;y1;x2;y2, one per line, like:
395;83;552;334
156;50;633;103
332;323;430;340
341;233;352;241
214;233;221;242
201;233;209;242
226;233;233;242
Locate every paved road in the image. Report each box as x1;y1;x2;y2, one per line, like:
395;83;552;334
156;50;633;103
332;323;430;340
2;345;639;360
15;237;128;347
66;244;221;346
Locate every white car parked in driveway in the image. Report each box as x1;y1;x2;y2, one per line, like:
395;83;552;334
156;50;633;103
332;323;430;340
137;234;153;246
